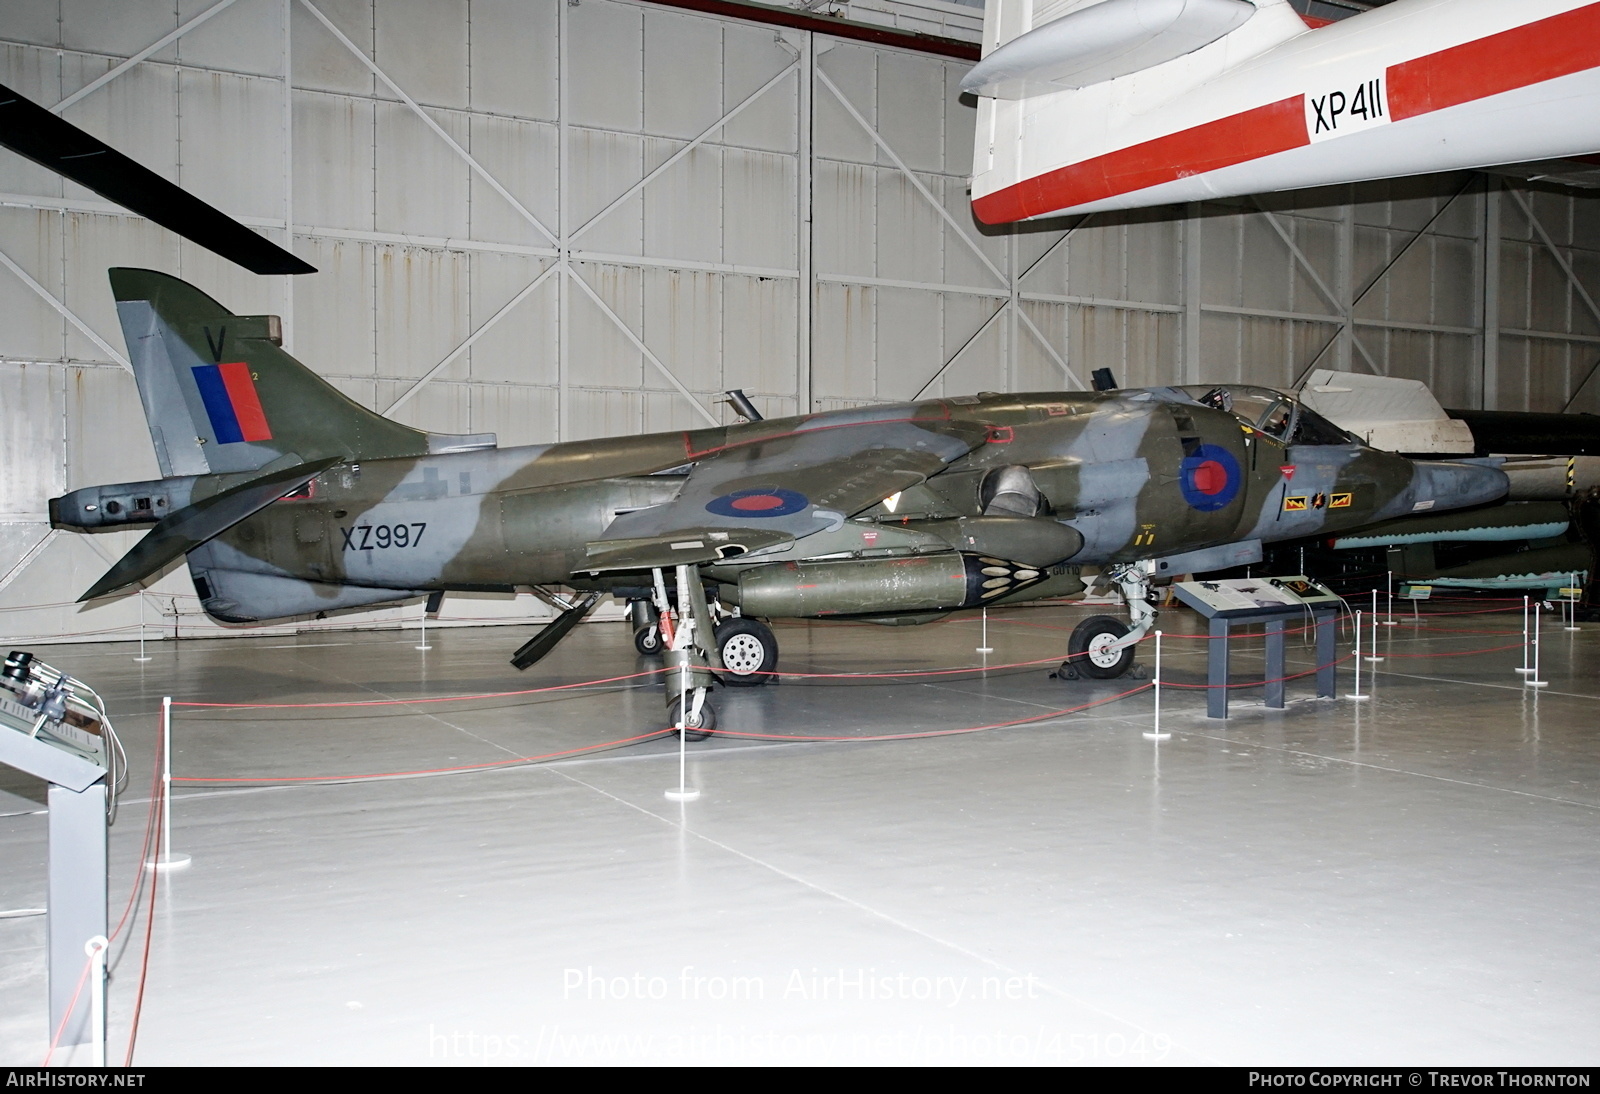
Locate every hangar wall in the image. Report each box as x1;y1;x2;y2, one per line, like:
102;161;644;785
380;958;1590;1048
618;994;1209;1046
2;0;1598;645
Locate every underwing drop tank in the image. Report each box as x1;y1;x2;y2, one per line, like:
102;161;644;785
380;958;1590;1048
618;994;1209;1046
724;553;1066;619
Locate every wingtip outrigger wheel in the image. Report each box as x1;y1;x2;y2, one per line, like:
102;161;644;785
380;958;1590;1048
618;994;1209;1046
628;597;663;655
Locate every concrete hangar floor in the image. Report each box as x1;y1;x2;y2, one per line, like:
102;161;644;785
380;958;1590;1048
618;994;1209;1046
1;598;1596;1067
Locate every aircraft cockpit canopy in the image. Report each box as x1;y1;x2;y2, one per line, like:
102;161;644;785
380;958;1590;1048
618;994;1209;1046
1180;385;1358;447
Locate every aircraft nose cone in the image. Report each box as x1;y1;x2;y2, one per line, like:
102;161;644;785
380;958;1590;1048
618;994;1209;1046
1379;460;1509;519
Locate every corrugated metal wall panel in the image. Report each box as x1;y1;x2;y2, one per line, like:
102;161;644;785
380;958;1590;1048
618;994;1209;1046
721;147;796;269
874;287;941;391
174;0;283;78
643;9;723;138
0;363;64;520
722;274;797;399
642;266;722;391
293;237;378;373
66;365;161;489
466;254;559;386
567;127;646;254
568;1;643;131
293;92;377;231
0;207;68;360
292;0;376;97
379;376;472;435
0;5;59;47
812;282;876;400
570;261;647;393
720;28;799;154
375;102;471;238
467;115;559;246
375;0;468;110
373;245;470;380
814;160;876;278
471;382;558;448
642;141;723;264
60;0;174;58
60;216;179;361
876;172;942;283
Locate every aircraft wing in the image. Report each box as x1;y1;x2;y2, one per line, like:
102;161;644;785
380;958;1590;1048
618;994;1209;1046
0;82;315;275
583;412;989;572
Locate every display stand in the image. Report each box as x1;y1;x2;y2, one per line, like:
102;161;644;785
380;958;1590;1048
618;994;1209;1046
0;675;109;1049
1171;576;1341;720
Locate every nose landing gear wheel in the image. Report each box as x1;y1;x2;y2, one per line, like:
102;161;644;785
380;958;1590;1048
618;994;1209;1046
1066;616;1135;679
714;618;779;687
668;695;716;741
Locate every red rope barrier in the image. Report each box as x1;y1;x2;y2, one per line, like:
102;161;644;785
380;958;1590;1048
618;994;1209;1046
171;730;675;785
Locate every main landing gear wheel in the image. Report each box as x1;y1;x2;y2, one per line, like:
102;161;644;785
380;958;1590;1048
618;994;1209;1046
668;695;717;741
633;624;662;655
1066;616;1136;679
714;618;779;687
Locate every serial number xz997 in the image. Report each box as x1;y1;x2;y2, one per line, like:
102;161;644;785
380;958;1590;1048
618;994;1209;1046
340;523;426;551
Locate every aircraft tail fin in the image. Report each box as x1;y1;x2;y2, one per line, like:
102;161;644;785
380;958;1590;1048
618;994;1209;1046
109;268;495;478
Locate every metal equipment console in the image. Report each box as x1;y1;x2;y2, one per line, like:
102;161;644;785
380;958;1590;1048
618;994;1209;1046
1170;576;1342;719
0;650;123;1049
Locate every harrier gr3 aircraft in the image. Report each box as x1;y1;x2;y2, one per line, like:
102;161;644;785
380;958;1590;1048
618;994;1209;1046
50;269;1509;734
964;0;1600;223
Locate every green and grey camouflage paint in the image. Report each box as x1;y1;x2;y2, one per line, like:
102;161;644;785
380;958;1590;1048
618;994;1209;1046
51;269;1508;629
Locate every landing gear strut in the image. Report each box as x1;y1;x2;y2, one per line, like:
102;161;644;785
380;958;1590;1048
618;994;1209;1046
653;565;719;740
1056;562;1156;681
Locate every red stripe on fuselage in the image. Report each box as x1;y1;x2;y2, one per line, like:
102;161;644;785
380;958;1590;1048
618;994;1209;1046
1387;2;1600;120
217;361;272;442
976;2;1600;223
973;97;1307;224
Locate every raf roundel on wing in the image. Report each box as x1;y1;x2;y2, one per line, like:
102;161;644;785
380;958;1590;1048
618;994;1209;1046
705;487;811;518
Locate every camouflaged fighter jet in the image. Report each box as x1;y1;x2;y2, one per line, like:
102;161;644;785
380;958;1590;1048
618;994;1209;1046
51;268;1509;734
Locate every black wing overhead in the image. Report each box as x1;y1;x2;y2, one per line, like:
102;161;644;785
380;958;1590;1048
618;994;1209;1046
0;82;315;276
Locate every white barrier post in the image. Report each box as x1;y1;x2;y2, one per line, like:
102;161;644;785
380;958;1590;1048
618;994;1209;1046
133;591;152;663
1364;590;1384;662
1143;630;1168;741
1527;603;1548;688
1347;611;1367;701
1515;596;1534;675
147;697;191;871
665;571;700;803
1566;573;1581;632
1383;571;1398;625
415;599;432;651
976;607;993;654
86;935;108;1066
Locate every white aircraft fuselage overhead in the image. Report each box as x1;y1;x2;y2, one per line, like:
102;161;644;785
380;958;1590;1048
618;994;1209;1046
966;0;1600;223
